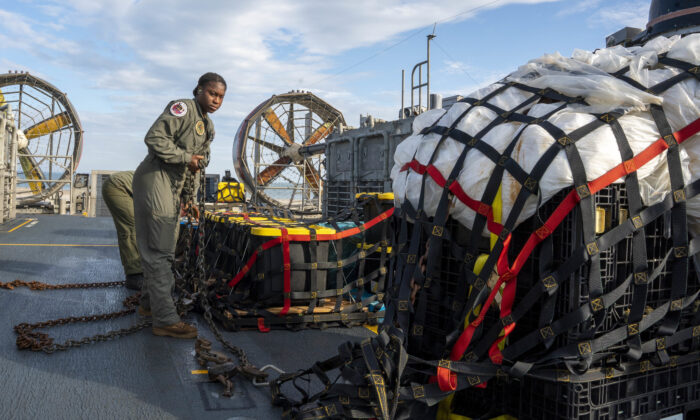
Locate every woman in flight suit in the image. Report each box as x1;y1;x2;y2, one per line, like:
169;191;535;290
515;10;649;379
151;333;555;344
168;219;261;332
133;72;226;338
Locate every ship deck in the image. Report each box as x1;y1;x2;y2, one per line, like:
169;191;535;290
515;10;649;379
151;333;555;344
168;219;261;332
0;214;373;419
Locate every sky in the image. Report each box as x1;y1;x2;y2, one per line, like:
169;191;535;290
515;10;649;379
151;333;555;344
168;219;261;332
0;0;651;176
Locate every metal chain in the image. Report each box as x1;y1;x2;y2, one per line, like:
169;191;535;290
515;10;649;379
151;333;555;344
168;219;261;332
1;279;126;290
13;292;149;354
193;166;255;370
6;167;260;384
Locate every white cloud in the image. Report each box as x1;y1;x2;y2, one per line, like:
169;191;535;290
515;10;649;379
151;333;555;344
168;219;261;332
587;1;649;29
556;0;648;30
443;60;471;75
3;0;560;174
556;0;603;17
0;9;80;53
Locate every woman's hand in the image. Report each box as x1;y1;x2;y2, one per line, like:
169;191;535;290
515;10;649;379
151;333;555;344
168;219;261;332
188;154;205;172
180;201;200;219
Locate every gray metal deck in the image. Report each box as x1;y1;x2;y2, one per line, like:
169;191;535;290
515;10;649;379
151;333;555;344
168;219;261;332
0;214;373;419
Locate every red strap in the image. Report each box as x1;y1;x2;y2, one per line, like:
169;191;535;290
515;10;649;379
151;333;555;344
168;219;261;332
226;208;395;288
228;251;258;287
257;317;271;332
437;366;457;391
426;165;446;187
449;117;700;362
280;228;291;315
449;322;478;361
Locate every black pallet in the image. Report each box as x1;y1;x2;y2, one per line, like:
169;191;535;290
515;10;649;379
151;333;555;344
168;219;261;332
505;357;700;420
326;180;384;217
509;184;699;350
450;376;509;419
408;218;492;360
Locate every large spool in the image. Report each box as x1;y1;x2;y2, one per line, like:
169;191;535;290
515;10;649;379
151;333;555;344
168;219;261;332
233;91;344;214
0;72;83;205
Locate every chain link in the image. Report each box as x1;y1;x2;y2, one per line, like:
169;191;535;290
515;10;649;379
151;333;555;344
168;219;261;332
12;289;149;354
6;165;258;387
1;279;126;290
192;167;254;369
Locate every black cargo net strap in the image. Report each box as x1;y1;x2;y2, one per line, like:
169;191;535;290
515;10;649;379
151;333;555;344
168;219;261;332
391;81;616;363
415;99;573;356
388;65;700;398
193;197;393;331
387;58;700;370
272;327;422;420
650;105;690;345
606;117;650;361
387;82;583;348
270;54;700;418
451;180;700;379
609;53;700;95
384;82;515;337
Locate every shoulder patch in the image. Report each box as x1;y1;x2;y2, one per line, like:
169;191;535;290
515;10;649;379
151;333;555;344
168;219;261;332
170;101;188;117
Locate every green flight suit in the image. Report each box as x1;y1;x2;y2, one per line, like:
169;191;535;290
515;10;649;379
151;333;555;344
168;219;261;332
133;98;213;327
102;170;142;276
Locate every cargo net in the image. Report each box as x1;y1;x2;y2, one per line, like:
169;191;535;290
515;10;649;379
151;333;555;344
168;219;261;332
271;35;700;419
175;194;394;332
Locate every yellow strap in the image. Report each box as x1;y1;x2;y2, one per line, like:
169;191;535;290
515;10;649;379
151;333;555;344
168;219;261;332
438;186;506;420
354;192;394;200
490;186;502;249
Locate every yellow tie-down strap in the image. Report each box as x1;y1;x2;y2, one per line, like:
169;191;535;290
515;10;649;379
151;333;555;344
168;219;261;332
250;225;337;237
204;211;308;228
356;242;392;254
437;186;511;420
355;192;395;201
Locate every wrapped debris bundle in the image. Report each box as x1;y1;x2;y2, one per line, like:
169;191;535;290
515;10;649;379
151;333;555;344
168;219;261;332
273;34;700;419
392;34;700;234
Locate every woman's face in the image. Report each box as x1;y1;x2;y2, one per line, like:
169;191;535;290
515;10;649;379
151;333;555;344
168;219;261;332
197;81;226;114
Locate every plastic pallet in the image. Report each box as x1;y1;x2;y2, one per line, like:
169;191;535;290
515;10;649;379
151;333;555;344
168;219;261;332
509;184;700;349
326;180;384;217
408;218;492;359
505;357;700;420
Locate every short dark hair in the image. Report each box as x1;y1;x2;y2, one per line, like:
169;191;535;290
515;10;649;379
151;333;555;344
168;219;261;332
193;72;227;96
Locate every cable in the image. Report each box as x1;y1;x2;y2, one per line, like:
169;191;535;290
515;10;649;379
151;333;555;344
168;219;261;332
306;0;502;88
306;27;426;88
432;38;480;85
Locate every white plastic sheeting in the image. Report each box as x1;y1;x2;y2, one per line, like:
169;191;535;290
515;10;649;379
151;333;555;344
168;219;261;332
391;34;700;236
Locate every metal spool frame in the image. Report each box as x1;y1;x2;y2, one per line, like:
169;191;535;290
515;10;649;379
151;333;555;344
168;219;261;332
0;72;83;205
234;91;344;214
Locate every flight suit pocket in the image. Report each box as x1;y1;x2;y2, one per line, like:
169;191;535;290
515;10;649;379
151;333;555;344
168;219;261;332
148;214;179;253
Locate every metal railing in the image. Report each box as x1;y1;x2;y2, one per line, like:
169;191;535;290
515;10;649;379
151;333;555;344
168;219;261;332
0;105;18;223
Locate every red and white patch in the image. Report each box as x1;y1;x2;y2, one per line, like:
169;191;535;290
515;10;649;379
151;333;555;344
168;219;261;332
169;101;188;117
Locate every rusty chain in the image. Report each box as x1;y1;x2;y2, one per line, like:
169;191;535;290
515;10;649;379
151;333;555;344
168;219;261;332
1;279;126;290
182;167;269;397
4;165;267;390
192;167;259;371
9;282;149;353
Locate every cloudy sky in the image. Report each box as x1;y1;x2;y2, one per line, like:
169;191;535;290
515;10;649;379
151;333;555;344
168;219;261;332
1;0;650;176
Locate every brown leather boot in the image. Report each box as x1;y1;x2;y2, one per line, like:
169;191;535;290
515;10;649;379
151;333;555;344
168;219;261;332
152;321;198;339
137;306;152;317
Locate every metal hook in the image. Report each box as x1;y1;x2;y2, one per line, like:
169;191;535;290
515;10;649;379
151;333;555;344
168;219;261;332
252;364;285;387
